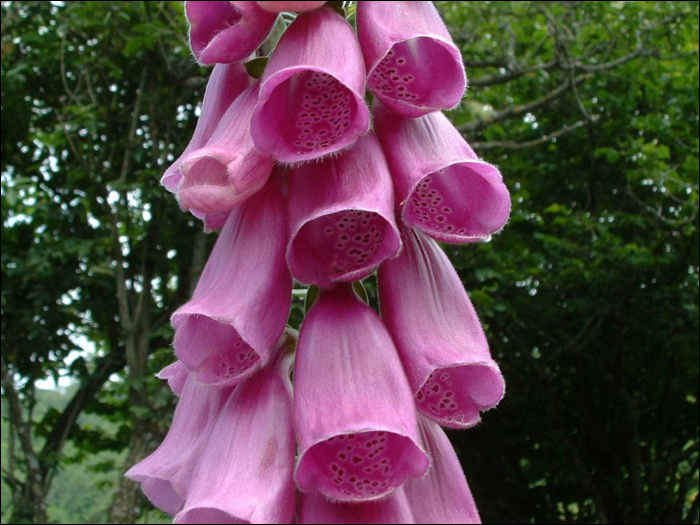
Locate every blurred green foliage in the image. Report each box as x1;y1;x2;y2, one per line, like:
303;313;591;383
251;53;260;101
1;1;698;524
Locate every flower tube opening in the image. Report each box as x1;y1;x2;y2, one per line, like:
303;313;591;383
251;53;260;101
290;209;398;286
251;8;369;162
178;83;274;216
174;316;261;386
173;174;291;388
415;364;505;428
257;70;361;161
186;1;277;65
297;431;428;502
374;102;510;244
357;0;466;118
379;227;505;429
403;161;509;243
368;37;465;118
294;284;428;502
287;133;400;287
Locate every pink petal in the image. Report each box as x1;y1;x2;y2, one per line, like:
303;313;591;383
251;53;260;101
374;102;511;244
405;415;482;524
294;283;429;502
250;7;370;162
172;173;292;388
126;374;233;516
300;489;415;524
175;337;296;524
378;226;505;429
287;133;401;287
156;361;188;397
257;1;327;13
186;1;278;65
357;1;466;118
179;82;274;216
162;63;252;194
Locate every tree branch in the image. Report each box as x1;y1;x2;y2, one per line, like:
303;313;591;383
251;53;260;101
460;73;591;133
649;442;699;485
0;358;47;522
469;59;557;87
39;351;126;485
463;58;508;68
471;118;595;150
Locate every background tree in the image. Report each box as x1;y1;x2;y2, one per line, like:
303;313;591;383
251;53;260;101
1;1;698;524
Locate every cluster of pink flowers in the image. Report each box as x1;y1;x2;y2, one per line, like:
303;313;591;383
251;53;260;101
128;1;511;523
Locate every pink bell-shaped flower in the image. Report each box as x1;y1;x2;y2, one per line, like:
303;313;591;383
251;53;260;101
178;82;274;218
257;1;327;13
186;1;278;65
175;335;296;524
172;173;292;388
405;415;482;524
125;373;233;516
374;101;511;244
294;283;429;502
379;226;505;428
162;63;252;229
250;7;370;162
300;489;415;524
357;1;466;118
287;133;401;287
156;361;188;397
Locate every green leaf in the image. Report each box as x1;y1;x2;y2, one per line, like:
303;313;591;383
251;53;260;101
353;280;368;303
244;57;269;79
305;285;320;314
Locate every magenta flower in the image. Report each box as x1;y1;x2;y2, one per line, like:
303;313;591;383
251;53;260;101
300;489;414;524
125;373;232;516
161;63;252;229
178;82;274;218
379;226;505;428
404;415;482;524
287;133;401;287
257;1;327;13
156;361;188;397
357;1;466;118
250;7;370;162
185;1;278;65
175;335;296;524
294;283;429;502
172;174;292;388
374;101;511;244
148;4;511;522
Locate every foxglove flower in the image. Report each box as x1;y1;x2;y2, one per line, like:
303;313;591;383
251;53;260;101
374;102;511;244
379;226;504;428
156;361;188;397
287;133;401;287
258;1;327;13
175;335;296;524
186;1;278;65
405;415;482;524
300;489;415;524
162;63;252;229
250;7;370;162
172;174;292;388
126;373;232;516
357;1;466;118
294;283;429;502
178;83;274;218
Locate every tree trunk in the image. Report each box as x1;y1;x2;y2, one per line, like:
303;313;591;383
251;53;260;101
1;360;48;524
108;423;152;524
